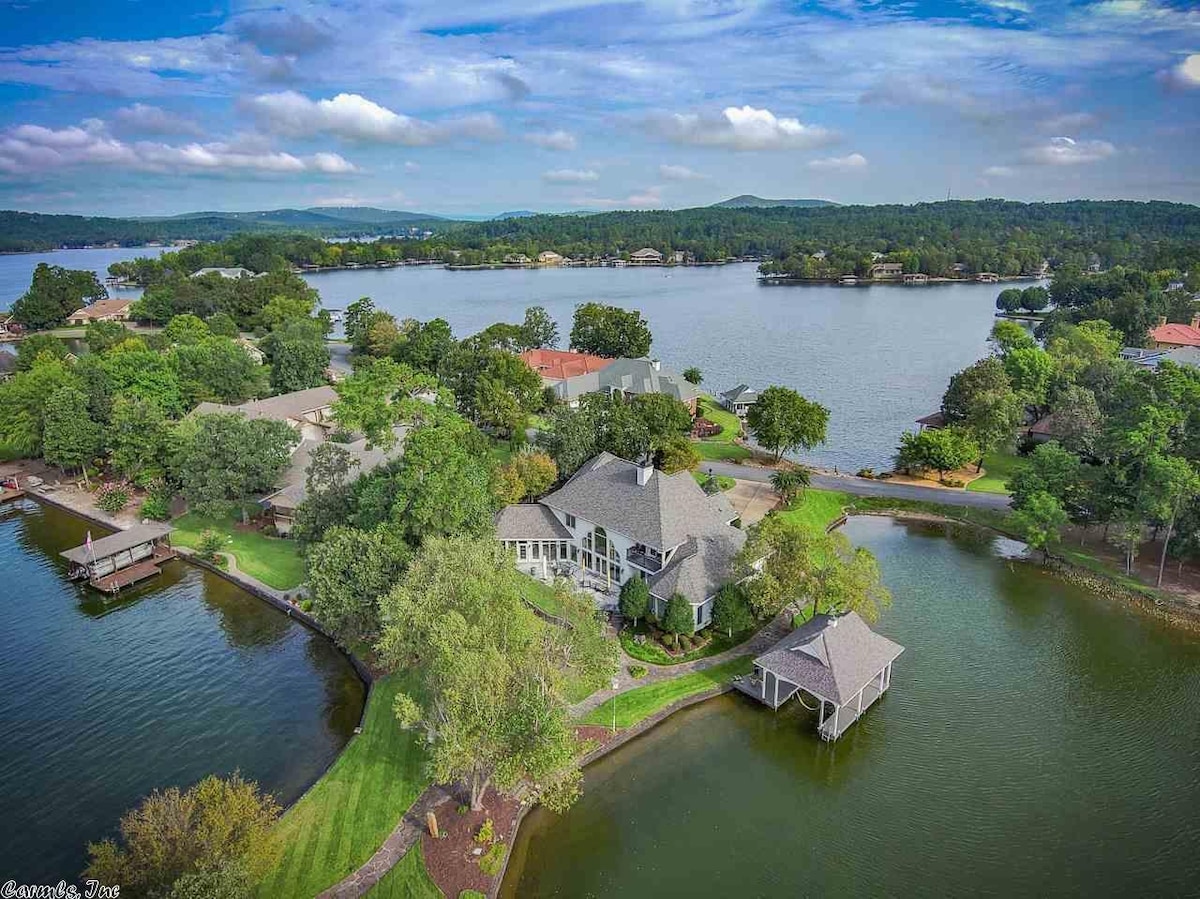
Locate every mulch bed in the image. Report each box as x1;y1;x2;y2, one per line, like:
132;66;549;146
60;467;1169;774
574;724;621;748
421;786;521;899
691;417;722;438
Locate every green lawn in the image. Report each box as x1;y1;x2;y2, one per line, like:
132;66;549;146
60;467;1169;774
691;470;735;491
171;510;306;591
579;655;754;728
693;396;751;462
774;488;853;533
256;672;430;899
519;573;566;617
967;448;1024;495
366;844;443;899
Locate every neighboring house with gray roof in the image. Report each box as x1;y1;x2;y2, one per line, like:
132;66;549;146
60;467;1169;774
193;385;337;442
495;452;743;628
720;384;759;418
191;267;261;279
259;426;407;535
595;357;701;413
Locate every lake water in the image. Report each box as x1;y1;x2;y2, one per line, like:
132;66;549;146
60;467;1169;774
0;246;166;308
303;265;1004;470
501;516;1200;897
2;249;1006;469
0;500;365;883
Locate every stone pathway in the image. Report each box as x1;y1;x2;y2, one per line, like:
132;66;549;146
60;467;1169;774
570;612;793;718
317;784;453;899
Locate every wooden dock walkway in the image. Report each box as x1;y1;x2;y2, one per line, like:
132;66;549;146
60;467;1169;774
89;546;177;594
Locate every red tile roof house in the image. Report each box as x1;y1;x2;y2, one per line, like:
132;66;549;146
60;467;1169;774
521;349;615;406
1149;315;1200;349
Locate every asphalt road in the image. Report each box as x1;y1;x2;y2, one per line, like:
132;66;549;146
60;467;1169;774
701;460;1011;511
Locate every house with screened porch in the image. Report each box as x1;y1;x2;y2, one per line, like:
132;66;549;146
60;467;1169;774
495;452;744;630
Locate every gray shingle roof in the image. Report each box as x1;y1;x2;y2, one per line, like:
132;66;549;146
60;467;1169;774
648;529;745;603
61;523;173;564
596;358;701;404
194;385;337;424
495;504;574;540
720;384;757;404
754;612;904;705
262;427;407;512
541;452;734;550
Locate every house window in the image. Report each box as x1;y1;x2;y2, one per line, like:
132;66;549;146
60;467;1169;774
560;541;568;558
518;543;527;561
695;604;703;627
565;514;576;528
570;545;578;562
532;543;540;559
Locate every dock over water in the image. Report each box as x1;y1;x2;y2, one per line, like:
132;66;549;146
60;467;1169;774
61;523;177;594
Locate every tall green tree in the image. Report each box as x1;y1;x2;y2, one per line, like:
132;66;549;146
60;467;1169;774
11;263;106;330
520;305;559;349
106;396;173;483
712;583;755;638
172;413;298;523
631;392;693;448
569;302;652;357
895;427;979;478
269;337;329;394
618;577;650;628
306;526;411;640
746;386;829;462
941;356;1023;468
1011;491;1069;562
661;593;695;645
379;535;613;811
332;358;439;449
0;356;79;456
14;333;67;370
42;386;102;479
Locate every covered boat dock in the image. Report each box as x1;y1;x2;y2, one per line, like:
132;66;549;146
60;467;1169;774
61;523;177;594
733;611;904;741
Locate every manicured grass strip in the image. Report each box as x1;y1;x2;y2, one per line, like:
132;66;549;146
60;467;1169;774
172;510;305;591
519;573;566;618
774;488;854;533
693;396;752;462
966;448;1024;495
255;672;430;899
366;843;443;899
579;656;754;728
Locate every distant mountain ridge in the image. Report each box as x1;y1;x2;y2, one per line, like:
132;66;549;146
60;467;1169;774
713;195;837;208
142;207;445;226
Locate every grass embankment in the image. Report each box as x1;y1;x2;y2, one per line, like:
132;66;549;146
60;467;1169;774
580;656;754;728
774;489;853;532
693;396;751;462
517;574;610;704
365;844;443;899
966;448;1023;495
619;622;757;666
171;510;306;591
256;672;429;899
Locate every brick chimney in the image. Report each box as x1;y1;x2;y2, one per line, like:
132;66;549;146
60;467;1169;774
1157;316;1168;329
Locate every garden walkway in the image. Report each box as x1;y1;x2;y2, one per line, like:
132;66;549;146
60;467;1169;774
569;612;793;718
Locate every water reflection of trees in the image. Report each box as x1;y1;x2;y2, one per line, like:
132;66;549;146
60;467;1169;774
199;573;292;649
304;636;367;740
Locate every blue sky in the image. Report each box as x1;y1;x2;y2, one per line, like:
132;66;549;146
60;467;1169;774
0;0;1197;216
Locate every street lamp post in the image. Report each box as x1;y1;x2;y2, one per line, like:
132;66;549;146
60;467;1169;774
611;676;620;734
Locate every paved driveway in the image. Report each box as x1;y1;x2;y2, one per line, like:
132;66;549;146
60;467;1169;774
726;479;777;525
700;461;1011;511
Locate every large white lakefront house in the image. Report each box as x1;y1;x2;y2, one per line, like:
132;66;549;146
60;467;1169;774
496;452;745;630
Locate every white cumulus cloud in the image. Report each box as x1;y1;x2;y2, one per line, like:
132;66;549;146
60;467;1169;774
652;105;836;151
807;152;868;172
1020;136;1116;166
543;168;599;183
246;92;502;145
526;129;578;151
0;120;356;177
113;103;203;136
984;165;1015;177
1161;53;1200;89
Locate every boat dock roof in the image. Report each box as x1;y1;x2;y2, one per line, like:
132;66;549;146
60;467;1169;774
61;523;173;564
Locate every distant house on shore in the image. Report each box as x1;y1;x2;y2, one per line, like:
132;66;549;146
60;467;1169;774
495;452;743;627
66;299;133;325
503;253;530;265
1149;315;1200;349
193;384;338;442
976;272;1000;283
0;312;21;336
536;251;564;265
1123;345;1200;371
720;384;759;418
869;263;904;280
629;248;664;266
191;267;260;280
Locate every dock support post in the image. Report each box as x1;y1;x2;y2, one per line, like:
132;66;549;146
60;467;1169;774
773;675;779;709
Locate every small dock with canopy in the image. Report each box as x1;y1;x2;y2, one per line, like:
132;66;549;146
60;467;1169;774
733;611;904;741
61;523;177;594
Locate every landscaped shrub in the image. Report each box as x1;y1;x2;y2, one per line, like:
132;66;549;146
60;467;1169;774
941;477;966;488
478;843;506;877
197;528;225;561
628;664;648;678
460;892;487;899
96;483;131;514
260;524;279;538
475;819;495;844
139;494;170;521
299;598;313;613
856;468;875;479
